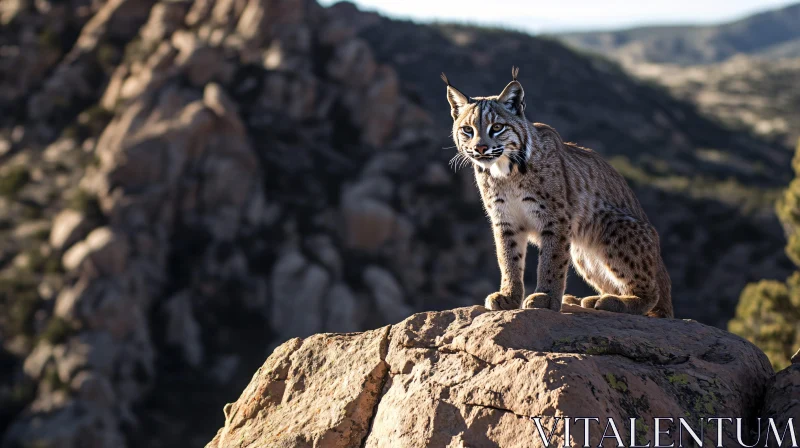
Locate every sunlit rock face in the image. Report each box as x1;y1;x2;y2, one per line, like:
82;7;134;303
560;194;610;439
208;306;774;448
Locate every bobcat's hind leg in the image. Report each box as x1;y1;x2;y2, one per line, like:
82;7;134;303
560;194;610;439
570;252;622;310
581;215;665;316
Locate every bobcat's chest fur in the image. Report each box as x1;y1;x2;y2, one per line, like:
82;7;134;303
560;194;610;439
477;167;549;240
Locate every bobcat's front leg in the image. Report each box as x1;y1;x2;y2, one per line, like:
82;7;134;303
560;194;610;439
485;222;528;310
522;229;570;312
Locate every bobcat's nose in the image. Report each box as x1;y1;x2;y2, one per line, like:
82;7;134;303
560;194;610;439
475;145;489;155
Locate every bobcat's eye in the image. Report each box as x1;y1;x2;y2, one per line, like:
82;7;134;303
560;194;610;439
461;126;473;135
490;123;504;133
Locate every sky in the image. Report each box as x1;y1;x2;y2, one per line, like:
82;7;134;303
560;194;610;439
318;0;798;33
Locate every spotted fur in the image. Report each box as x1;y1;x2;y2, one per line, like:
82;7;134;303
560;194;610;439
444;68;673;317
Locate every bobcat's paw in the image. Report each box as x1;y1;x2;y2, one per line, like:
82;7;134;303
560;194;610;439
522;292;562;312
485;292;520;310
580;296;601;309
593;294;642;314
562;294;581;306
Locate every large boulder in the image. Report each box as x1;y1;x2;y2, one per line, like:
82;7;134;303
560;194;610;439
49;209;90;250
209;326;390;448
61;227;129;274
762;364;800;444
207;306;774;447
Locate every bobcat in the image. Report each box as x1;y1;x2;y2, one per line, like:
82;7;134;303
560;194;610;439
443;67;673;318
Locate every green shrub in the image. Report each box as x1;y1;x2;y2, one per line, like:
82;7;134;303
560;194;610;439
68;189;103;221
22;248;61;275
730;139;800;370
77;104;114;137
0;166;31;197
31;227;50;241
20;204;43;220
0;276;40;339
96;44;120;73
41;364;69;391
37;28;59;51
39;317;73;345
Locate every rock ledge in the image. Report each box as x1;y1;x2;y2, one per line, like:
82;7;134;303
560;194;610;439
207;305;777;447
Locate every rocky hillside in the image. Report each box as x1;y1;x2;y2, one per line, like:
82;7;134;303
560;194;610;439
208;306;794;447
555;4;800;152
557;2;800;65
628;56;800;147
0;0;794;447
556;2;800;159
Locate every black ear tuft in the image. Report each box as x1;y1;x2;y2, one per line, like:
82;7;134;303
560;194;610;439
440;72;450;86
511;66;519;81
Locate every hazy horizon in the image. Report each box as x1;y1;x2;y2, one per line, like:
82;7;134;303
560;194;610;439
319;0;799;33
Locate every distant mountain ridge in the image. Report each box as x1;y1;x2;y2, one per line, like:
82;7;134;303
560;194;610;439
556;2;800;65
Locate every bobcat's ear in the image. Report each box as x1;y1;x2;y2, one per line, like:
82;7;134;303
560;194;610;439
446;86;469;120
442;72;469;120
498;80;525;117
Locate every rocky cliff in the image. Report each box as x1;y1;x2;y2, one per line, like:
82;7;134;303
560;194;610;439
207;305;797;448
0;0;795;446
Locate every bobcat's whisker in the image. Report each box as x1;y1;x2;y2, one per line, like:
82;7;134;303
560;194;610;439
449;152;470;171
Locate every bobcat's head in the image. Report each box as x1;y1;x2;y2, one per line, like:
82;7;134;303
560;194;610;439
443;67;531;175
